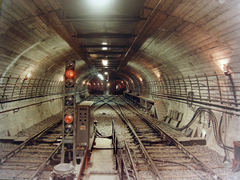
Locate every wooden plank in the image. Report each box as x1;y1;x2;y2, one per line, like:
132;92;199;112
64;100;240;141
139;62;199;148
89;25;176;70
150;153;188;158
157;164;223;170
163;173;218;179
0;165;38;170
20;149;54;153
6;159;44;163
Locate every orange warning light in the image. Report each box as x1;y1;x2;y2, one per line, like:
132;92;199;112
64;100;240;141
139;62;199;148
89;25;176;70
65;70;74;79
65;115;73;123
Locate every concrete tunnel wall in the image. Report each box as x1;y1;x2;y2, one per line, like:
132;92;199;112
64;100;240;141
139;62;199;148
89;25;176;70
0;95;62;137
165;99;240;159
1;0;240;164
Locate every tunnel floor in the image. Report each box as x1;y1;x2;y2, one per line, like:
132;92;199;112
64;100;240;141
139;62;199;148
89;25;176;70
0;100;240;179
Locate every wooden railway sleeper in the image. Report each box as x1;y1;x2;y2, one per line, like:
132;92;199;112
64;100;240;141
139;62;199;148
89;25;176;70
109;102;164;180
136;110;222;180
122;99;223;180
0;115;63;164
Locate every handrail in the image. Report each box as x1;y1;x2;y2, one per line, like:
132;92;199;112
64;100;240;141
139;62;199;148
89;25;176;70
0;97;62;114
147;72;240;112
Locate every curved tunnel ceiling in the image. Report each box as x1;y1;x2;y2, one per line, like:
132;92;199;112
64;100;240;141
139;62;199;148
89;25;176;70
0;0;240;87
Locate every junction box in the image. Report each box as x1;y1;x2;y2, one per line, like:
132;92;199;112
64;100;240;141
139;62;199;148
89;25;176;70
233;141;240;171
76;101;95;162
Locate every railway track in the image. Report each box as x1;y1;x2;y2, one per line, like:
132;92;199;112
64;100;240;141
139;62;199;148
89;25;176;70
0;95;230;179
0;115;63;180
103;96;225;180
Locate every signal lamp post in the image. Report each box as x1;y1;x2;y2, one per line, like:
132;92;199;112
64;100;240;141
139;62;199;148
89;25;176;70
61;61;76;165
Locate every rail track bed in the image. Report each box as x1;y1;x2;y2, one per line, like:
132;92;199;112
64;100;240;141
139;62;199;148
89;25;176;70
120;102;225;179
0;95;237;179
94;96;233;180
0;114;63;180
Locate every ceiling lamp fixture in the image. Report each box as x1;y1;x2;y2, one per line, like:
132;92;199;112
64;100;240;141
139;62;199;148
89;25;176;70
25;72;31;80
98;74;104;80
102;42;108;50
221;64;230;75
102;59;108;66
104;72;108;75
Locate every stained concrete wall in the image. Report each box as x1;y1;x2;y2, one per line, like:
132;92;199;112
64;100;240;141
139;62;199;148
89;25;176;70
166;100;240;161
0;95;62;137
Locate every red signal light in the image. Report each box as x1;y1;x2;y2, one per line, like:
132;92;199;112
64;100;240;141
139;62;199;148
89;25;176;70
65;115;73;123
65;70;74;79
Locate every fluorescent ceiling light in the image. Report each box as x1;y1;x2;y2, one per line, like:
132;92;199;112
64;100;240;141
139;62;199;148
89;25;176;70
98;74;104;80
102;60;108;66
88;0;111;6
102;42;108;45
102;47;108;50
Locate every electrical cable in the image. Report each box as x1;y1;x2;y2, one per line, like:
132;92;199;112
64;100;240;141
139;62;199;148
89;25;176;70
122;96;234;152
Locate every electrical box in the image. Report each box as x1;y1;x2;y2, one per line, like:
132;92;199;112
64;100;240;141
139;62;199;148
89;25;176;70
233;141;240;171
76;101;94;148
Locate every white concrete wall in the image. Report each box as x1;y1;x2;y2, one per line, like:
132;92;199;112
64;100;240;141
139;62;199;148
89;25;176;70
0;95;62;137
166;100;240;161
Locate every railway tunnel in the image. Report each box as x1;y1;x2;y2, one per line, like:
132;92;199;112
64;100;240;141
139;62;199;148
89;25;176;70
1;0;240;179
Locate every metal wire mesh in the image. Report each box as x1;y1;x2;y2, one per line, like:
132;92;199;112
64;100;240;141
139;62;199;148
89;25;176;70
148;73;240;109
0;75;63;103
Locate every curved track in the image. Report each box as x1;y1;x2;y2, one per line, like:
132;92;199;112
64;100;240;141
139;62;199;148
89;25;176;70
0;95;228;180
94;95;224;180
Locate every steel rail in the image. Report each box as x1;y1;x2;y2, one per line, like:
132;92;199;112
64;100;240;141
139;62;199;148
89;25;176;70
29;142;62;180
125;141;140;180
116;149;131;180
0;114;63;163
110;102;164;180
124;99;222;180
